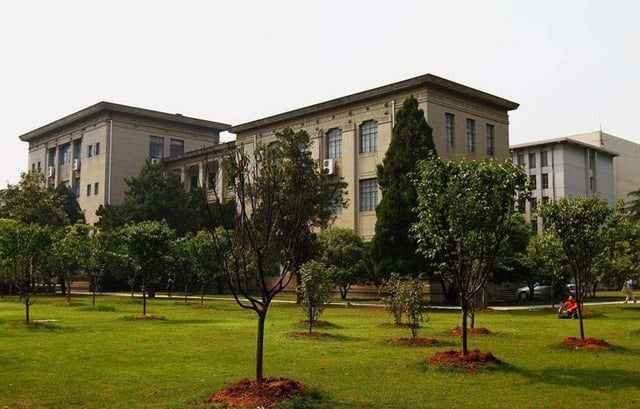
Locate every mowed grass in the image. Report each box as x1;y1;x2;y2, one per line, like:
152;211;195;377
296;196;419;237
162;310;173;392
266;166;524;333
1;295;639;408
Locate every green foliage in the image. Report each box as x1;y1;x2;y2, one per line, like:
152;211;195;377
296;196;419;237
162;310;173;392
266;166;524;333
54;182;86;224
318;228;366;299
539;196;614;339
626;187;640;220
48;223;95;303
370;96;436;280
412;158;529;354
492;214;532;285
180;230;223;303
1;171;69;226
522;232;569;300
297;260;332;333
384;273;429;337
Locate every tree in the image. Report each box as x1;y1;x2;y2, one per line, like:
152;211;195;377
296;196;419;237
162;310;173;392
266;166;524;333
297;260;332;334
184;230;223;305
370;96;437;281
539;196;613;340
523;232;568;307
412;158;529;356
384;273;429;338
0;219;54;323
626;188;640;220
54;183;86;224
318;228;367;300
117;221;176;315
96;161;207;235
48;223;94;304
210;127;346;385
1;171;69;227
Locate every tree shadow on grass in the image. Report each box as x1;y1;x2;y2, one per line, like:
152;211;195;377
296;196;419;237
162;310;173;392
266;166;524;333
513;366;640;392
285;332;363;342
78;305;117;312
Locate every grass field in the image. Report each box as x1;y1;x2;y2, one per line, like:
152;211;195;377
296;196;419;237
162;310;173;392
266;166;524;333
1;294;639;408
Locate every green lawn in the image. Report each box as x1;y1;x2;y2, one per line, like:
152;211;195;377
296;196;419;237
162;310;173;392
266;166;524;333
1;294;639;408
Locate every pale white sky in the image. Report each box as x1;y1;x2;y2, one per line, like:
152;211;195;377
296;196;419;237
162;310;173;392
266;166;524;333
1;0;639;185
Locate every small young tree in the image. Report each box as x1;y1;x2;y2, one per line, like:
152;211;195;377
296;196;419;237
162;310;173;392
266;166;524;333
412;158;529;356
539;197;613;340
318;228;366;300
384;273;429;338
48;223;94;304
297;260;332;334
186;230;222;305
384;273;405;324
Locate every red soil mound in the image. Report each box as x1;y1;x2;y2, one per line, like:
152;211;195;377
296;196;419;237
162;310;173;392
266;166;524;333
210;377;306;408
561;337;611;349
428;349;502;370
387;337;440;346
293;331;333;338
448;326;493;336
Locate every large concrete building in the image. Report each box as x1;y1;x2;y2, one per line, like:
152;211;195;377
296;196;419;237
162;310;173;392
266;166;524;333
510;137;617;232
189;74;518;239
565;131;640;204
19;102;230;224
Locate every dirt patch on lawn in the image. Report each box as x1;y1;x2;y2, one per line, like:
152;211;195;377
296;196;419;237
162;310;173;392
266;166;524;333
380;322;415;328
386;337;440;346
127;313;165;320
428;349;502;371
292;331;333;338
210;377;307;408
561;337;612;350
448;326;493;336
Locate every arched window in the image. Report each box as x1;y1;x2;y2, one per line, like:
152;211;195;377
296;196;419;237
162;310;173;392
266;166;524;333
359;120;378;153
326;128;342;159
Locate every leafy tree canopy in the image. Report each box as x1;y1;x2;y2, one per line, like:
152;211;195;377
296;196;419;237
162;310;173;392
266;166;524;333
1;171;69;226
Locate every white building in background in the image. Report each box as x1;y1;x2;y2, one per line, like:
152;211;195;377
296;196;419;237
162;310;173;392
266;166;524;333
510;137;617;232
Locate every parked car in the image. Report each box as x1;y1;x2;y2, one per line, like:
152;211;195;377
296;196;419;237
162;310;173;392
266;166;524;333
516;282;575;300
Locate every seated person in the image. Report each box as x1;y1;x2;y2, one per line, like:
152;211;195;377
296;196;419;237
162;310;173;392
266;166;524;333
558;295;578;319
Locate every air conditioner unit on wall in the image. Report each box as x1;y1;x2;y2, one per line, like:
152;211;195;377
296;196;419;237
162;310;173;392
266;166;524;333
47;166;55;178
150;157;161;165
323;158;335;175
72;159;81;171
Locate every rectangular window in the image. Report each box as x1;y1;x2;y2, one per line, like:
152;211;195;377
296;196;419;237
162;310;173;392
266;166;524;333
359;121;378;153
540;150;548;167
530;174;537;190
542;196;549;205
73;139;82;160
87;184;91;196
87;145;93;157
517;153;524;166
190;175;198;190
94;183;99;195
60;143;72;165
518;196;526;214
541;173;549;189
486;124;495;156
170;138;185;156
529;153;536;169
466;119;475;152
326;128;342;159
95;142;100;155
149;136;164;159
445;113;455;147
531;219;538;234
359;178;378;212
48;148;56;166
589;150;596;169
37;161;41;171
74;177;81;198
530;197;538;212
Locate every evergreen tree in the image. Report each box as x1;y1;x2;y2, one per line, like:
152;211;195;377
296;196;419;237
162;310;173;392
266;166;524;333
370;96;436;280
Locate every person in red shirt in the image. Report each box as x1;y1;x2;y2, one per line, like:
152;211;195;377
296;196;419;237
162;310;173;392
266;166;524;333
558;295;578;319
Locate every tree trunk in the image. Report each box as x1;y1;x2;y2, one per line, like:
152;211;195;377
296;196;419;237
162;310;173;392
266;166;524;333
25;295;30;324
308;307;313;334
142;280;147;315
200;284;205;306
184;283;189;305
461;301;468;357
256;310;266;385
65;282;72;304
339;285;349;300
577;303;585;340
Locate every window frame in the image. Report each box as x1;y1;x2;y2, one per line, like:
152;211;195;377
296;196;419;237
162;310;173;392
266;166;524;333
445;113;455;147
359;178;378;212
359;120;378;154
326;128;342;159
466;118;475;152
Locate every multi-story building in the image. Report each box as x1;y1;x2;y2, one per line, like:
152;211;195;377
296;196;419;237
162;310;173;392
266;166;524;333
510;137;617;232
209;74;518;239
564;131;640;204
19;101;230;224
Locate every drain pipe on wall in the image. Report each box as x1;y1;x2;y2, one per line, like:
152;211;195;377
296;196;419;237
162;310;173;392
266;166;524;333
391;100;396;128
107;119;113;205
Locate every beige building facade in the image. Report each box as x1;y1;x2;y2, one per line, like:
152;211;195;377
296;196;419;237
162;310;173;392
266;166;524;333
224;74;519;239
19;102;230;224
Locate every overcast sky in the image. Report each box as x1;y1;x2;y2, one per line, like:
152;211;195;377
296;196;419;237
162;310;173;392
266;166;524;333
1;0;638;185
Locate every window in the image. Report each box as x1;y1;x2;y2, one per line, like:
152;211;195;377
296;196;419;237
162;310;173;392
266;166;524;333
541;173;549;189
149;136;164;159
95;142;100;155
529;153;536;169
530;174;537;190
48;148;56;166
87;184;91;196
32;163;36;171
542;196;549;205
73;139;82;159
530;197;538;212
540;151;548;167
518;196;526;214
170;138;185;156
517;153;525;166
486;124;495;156
326;128;342;159
589;150;595;169
37;161;41;171
190;175;198;190
359;178;378;212
74;177;81;198
87;145;93;157
359;121;377;153
445;113;455;147
60;143;72;165
466;119;475;152
531;219;538;234
94;183;99;195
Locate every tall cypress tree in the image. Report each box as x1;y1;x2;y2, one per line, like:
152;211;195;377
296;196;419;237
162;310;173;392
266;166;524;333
370;96;436;280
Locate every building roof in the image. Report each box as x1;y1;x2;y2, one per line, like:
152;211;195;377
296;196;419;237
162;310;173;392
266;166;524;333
510;137;619;157
230;73;519;133
19;101;231;142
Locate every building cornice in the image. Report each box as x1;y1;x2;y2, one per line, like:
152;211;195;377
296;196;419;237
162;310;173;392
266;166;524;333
230;74;519;134
19;101;231;142
510;136;619;157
